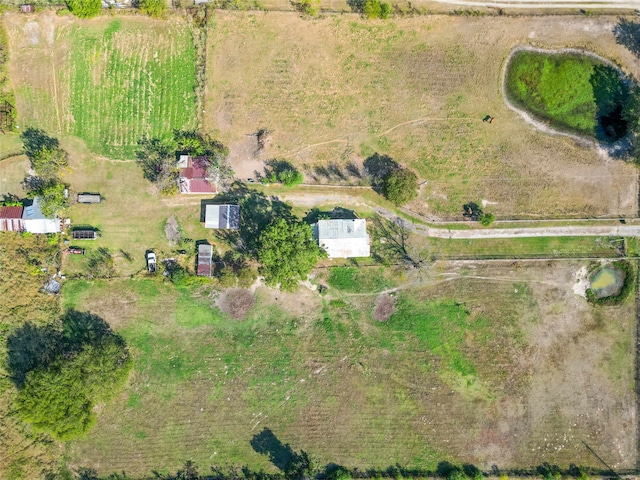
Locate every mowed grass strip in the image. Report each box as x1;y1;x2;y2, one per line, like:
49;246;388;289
426;236;625;259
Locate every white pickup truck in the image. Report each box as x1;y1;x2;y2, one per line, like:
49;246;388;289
146;252;157;274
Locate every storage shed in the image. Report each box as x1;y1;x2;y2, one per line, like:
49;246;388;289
197;243;213;276
312;219;370;259
205;204;240;230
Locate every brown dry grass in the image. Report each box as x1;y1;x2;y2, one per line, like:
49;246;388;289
218;287;255;319
206;13;638;218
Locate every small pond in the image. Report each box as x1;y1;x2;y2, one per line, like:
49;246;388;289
589;265;626;299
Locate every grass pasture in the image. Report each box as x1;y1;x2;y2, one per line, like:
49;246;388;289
4;13;197;159
61;261;636;476
206;13;638;218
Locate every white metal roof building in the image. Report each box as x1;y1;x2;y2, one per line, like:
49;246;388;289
312;219;370;259
22;198;61;234
205;204;240;229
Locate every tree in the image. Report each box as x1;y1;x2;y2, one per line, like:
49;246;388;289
257;219;324;291
66;0;102;18
138;0;167;17
84;247;115;279
381;168;418;205
12;311;132;441
135;136;178;195
23;177;67;217
370;214;426;268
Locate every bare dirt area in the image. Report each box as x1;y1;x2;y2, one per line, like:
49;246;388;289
373;293;396;321
206;13;638;218
218;288;255;319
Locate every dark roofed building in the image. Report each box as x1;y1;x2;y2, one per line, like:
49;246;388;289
0;206;24;232
205;204;240;230
197;243;213;276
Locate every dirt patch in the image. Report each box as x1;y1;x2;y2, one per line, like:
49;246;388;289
218;288;255;319
165;216;181;246
373;293;396;322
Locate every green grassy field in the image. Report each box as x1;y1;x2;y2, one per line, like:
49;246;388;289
505;51;630;140
7;16;197;159
59;261;637;476
426;236;626;259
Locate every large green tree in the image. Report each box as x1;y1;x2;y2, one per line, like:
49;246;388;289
381;168;418;205
257;219;324;291
11;311;132;441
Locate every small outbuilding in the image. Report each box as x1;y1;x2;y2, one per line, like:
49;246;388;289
19;4;35;13
22;198;61;234
205;204;240;230
0;205;24;232
72;230;98;240
77;193;102;204
197;243;213;277
312;219;370;259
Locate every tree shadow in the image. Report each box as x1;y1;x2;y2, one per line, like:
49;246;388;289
6;310;120;389
250;428;297;471
613;18;640;59
363;153;399;192
589;64;630;142
6;323;59;388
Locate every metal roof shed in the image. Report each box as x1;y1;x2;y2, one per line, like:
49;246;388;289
197;243;213;276
313;219;371;259
21;198;61;234
205;205;240;230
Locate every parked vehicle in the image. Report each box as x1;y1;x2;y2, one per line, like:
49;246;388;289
146;251;157;274
67;247;85;255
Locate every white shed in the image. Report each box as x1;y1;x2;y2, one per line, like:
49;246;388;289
312;219;370;259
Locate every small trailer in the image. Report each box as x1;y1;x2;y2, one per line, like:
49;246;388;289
77;193;102;204
146;252;157;274
72;230;98;240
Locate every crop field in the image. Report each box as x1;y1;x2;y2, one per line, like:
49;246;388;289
3;13;196;159
61;261;636;476
206;13;638;218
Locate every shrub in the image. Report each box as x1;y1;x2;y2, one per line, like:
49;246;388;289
479;212;495;226
363;0;391;18
66;0;102;18
291;0;320;16
265;159;304;186
138;0;167;17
